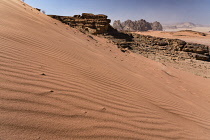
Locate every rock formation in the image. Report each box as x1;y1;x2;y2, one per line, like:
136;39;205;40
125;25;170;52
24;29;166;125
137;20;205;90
112;20;123;31
112;20;163;32
151;21;163;31
48;13;209;62
104;28;210;61
134;19;153;31
35;8;41;11
131;34;210;61
176;22;196;28
48;13;111;34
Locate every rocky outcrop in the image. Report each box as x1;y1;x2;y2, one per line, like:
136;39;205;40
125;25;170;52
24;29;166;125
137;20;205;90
112;20;123;31
135;19;153;31
112;20;163;32
121;20;137;31
35;8;41;11
104;28;210;61
48;13;111;34
151;21;163;31
48;13;209;62
130;34;210;61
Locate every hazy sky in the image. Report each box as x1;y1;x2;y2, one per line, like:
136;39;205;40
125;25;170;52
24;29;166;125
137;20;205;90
25;0;210;25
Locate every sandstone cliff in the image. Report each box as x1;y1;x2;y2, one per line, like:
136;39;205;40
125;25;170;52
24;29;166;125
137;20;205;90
48;13;209;62
113;20;163;31
48;13;111;34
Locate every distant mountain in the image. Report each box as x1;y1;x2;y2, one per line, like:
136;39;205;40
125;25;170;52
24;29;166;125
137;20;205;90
113;19;163;32
195;24;205;27
163;22;208;30
175;22;196;28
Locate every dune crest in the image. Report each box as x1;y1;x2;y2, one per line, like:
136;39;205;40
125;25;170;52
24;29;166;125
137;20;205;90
1;0;210;139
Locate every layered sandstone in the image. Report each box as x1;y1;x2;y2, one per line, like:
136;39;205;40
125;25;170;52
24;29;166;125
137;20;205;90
48;13;209;61
48;13;111;34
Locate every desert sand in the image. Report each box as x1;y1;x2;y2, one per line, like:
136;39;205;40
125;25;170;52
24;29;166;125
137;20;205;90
136;30;210;46
164;27;210;33
135;31;210;78
1;0;210;140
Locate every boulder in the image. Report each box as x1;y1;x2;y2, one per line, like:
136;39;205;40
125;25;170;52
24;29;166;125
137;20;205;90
195;54;210;61
35;8;41;11
183;43;209;54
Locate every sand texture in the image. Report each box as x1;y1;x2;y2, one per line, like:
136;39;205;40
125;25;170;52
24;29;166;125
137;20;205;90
1;0;210;140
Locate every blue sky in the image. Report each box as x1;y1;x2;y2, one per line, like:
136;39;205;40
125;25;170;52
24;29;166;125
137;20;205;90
25;0;210;25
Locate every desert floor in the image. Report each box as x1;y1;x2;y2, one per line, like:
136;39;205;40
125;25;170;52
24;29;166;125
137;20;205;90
135;31;210;78
136;30;210;46
164;27;210;33
1;0;210;140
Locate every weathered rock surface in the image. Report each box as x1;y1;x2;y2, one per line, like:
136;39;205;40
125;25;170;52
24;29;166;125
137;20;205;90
151;21;163;31
131;34;209;61
112;20;163;31
104;28;210;62
48;13;111;34
112;20;123;31
48;13;209;62
135;19;153;31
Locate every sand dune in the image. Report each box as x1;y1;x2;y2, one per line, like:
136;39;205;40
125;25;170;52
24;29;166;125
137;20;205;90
1;0;210;139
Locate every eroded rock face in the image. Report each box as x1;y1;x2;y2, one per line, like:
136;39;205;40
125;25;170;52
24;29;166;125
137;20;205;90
48;13;209;62
135;19;152;31
131;34;209;61
121;20;137;31
112;19;163;31
104;30;210;61
48;13;111;34
113;20;123;31
151;21;163;31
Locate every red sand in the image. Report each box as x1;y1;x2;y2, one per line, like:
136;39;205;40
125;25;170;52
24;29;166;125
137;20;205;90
1;0;210;139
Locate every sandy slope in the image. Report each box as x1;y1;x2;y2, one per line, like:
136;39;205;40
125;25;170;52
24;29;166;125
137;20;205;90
1;0;210;140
